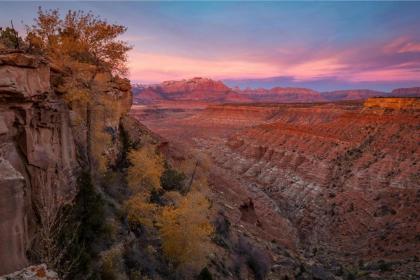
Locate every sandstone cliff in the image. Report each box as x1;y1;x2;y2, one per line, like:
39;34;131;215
0;51;132;276
364;97;420;110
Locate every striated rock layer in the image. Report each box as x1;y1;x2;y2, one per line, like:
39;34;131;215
134;99;420;278
204;102;419;272
364;97;420;110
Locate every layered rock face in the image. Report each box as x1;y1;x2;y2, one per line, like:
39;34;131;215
134;100;420;277
0;159;27;275
364;97;420;109
202;102;419;271
0;51;132;275
0;52;79;275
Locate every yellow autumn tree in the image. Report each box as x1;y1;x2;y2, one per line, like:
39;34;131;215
125;193;159;228
127;144;164;193
26;7;132;75
159;191;214;271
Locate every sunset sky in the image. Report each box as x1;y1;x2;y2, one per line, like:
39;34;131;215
1;1;419;91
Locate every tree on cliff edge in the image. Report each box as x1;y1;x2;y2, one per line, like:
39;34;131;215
26;7;132;75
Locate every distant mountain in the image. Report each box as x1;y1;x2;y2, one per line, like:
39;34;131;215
391;87;420;97
240;87;325;103
132;77;250;104
320;89;386;101
132;78;420;104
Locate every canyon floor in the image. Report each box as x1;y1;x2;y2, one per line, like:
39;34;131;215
131;99;420;279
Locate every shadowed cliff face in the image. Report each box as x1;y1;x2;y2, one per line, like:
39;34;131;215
0;52;78;275
132;99;420;278
0;51;132;275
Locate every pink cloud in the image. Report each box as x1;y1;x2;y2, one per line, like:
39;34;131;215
383;36;420;54
283;58;346;81
128;52;281;83
346;67;420;82
128;35;420;84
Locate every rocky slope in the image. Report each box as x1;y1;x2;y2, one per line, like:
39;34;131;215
0;51;132;276
134;98;420;279
199;101;420;277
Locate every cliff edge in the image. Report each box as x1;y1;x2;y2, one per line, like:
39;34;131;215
0;51;132;275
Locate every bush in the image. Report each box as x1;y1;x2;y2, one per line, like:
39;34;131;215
52;171;106;279
127;144;164;194
26;8;132;75
161;168;186;192
101;246;124;280
159;191;214;272
0;26;22;49
126;194;159;228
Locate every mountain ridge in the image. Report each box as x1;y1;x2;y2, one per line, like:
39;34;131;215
133;77;420;104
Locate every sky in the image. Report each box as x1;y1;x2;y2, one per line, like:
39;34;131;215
0;1;419;91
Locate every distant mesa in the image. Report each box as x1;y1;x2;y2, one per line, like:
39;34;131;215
132;77;249;104
239;86;324;103
391;86;420;97
364;97;420;110
320;89;387;101
132;78;420;104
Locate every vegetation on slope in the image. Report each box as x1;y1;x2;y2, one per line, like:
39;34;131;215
124;141;214;278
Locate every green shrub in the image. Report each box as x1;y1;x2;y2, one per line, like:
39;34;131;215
56;171;107;279
0;26;22;49
160;168;186;192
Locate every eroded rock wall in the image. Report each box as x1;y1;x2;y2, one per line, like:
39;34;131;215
0;51;132;276
194;103;420;275
0;52;79;275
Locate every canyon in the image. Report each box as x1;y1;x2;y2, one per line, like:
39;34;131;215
1;53;419;279
131;80;420;278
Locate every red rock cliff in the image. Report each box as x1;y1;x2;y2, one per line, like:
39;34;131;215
0;51;132;275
